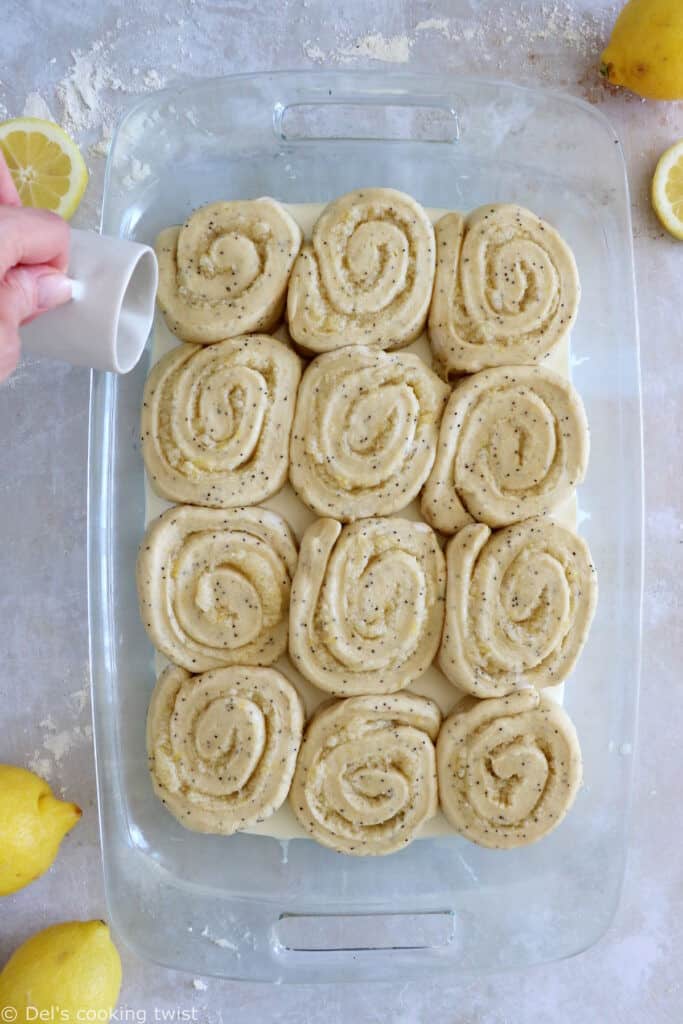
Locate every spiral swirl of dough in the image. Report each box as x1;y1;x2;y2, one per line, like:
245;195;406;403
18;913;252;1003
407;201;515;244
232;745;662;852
141;335;301;507
290;693;441;855
155;198;302;343
439;519;598;698
287;188;436;353
429;204;580;376
137;505;298;672
437;690;582;848
289;517;446;696
147;664;304;834
421;365;589;532
289;345;449;521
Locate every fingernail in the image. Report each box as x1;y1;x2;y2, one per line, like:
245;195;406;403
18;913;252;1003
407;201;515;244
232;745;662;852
36;272;72;309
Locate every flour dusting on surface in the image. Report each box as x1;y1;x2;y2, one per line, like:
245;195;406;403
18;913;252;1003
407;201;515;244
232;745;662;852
69;684;90;715
27;754;53;780
25;667;93;779
201;925;238;952
56;43;119;135
143;68;165;91
299;2;618;98
415;18;456;39
339;32;412;63
122;156;152;190
303;30;413;65
48;33;166;159
90;125;113;158
22;91;54;120
43;730;77;763
302;40;327;63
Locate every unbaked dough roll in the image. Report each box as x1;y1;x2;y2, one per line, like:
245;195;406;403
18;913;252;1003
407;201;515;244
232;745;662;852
137;505;298;671
287;188;436;353
439;519;597;698
289;517;446;696
147;664;304;834
429;204;580;376
290;692;441;855
437;690;582;848
155;198;302;343
289;345;449;520
421;365;589;532
141;335;301;507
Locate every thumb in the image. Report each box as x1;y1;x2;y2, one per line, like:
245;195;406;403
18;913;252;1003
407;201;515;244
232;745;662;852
0;320;20;382
0;265;72;327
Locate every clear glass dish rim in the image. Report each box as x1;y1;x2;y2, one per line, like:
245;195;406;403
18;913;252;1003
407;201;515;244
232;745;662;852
88;68;644;982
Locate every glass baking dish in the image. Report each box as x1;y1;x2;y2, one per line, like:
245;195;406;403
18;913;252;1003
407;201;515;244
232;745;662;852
88;71;642;983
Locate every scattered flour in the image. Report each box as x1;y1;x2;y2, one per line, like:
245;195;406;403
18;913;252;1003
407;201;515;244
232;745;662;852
414;1;617;61
69;684;90;715
307;30;413;65
200;925;238;952
192;978;208;991
143;69;165;90
408;0;618;98
122;157;152;190
27;754;53;780
301;4;613;81
53;35;166;151
22;91;54;120
42;725;92;763
57;42;119;134
339;32;412;63
90;125;113;158
303;40;327;63
415;17;455;39
14;0;618;162
43;730;77;763
25;667;93;779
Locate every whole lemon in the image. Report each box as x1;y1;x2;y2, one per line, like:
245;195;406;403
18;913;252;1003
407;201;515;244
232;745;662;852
600;0;683;100
0;920;122;1022
0;765;81;896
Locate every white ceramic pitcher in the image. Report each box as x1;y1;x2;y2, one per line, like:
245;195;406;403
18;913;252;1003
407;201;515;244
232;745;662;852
20;229;158;374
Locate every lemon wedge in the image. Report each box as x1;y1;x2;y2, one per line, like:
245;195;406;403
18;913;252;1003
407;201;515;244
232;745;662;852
652;139;683;241
0;116;88;220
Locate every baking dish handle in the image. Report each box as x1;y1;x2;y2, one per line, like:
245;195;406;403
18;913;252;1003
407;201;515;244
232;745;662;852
272;910;456;954
273;93;461;143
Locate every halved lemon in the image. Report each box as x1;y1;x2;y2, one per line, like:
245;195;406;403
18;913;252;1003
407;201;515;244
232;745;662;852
652;139;683;241
0;117;88;220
